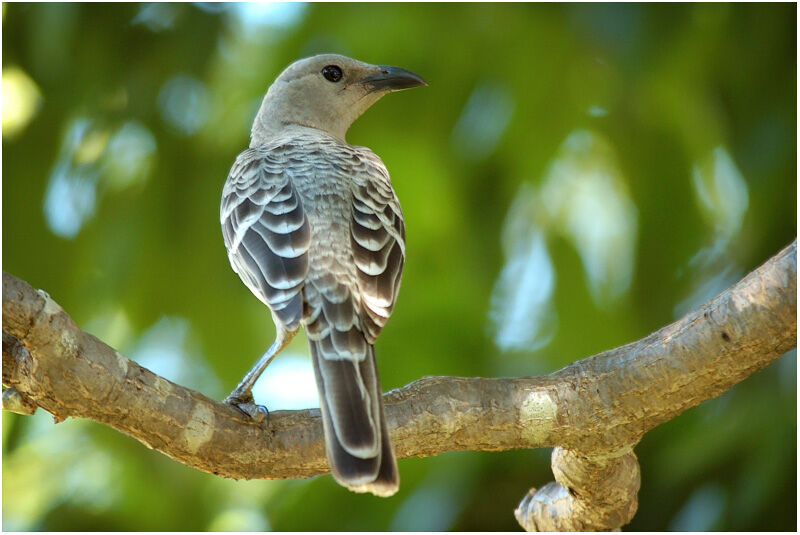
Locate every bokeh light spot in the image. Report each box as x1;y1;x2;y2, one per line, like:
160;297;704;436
490;185;557;352
158;75;211;135
451;81;514;162
251;353;318;410
539;130;638;305
2;66;42;138
102;121;157;191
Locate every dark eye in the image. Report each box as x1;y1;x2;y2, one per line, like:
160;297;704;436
321;65;343;83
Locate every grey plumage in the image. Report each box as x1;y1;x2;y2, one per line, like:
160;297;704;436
220;55;424;496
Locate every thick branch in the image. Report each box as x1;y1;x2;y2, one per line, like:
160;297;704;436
3;241;796;524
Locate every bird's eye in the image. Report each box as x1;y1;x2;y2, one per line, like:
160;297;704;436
321;65;343;83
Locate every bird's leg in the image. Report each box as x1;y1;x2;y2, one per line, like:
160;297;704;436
223;327;297;422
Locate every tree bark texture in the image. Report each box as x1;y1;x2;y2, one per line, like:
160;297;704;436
3;240;796;530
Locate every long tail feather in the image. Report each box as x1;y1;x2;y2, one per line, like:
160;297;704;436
309;339;399;496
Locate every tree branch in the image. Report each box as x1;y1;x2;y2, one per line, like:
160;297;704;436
3;240;796;530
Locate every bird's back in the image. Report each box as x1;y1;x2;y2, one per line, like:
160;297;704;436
283;129;405;341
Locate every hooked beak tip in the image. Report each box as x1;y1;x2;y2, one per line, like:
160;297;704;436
361;65;427;92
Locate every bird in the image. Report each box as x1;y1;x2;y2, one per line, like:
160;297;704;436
220;54;425;497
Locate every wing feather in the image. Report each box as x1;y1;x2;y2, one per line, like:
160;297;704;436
349;149;406;343
221;147;311;329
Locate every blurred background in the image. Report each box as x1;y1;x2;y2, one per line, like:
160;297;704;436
2;3;796;531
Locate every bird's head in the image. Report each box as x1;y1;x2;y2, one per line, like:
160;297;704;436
251;54;426;144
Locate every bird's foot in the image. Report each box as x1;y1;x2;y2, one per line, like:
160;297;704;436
223;393;269;423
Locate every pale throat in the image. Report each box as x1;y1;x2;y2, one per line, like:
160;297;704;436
250;88;384;147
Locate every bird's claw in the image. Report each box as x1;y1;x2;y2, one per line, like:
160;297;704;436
224;395;269;423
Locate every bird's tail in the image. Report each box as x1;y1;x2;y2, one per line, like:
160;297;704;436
308;336;399;497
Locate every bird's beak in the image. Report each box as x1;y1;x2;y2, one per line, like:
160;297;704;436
359;66;427;93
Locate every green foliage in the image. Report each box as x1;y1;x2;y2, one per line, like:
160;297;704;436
3;3;795;530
